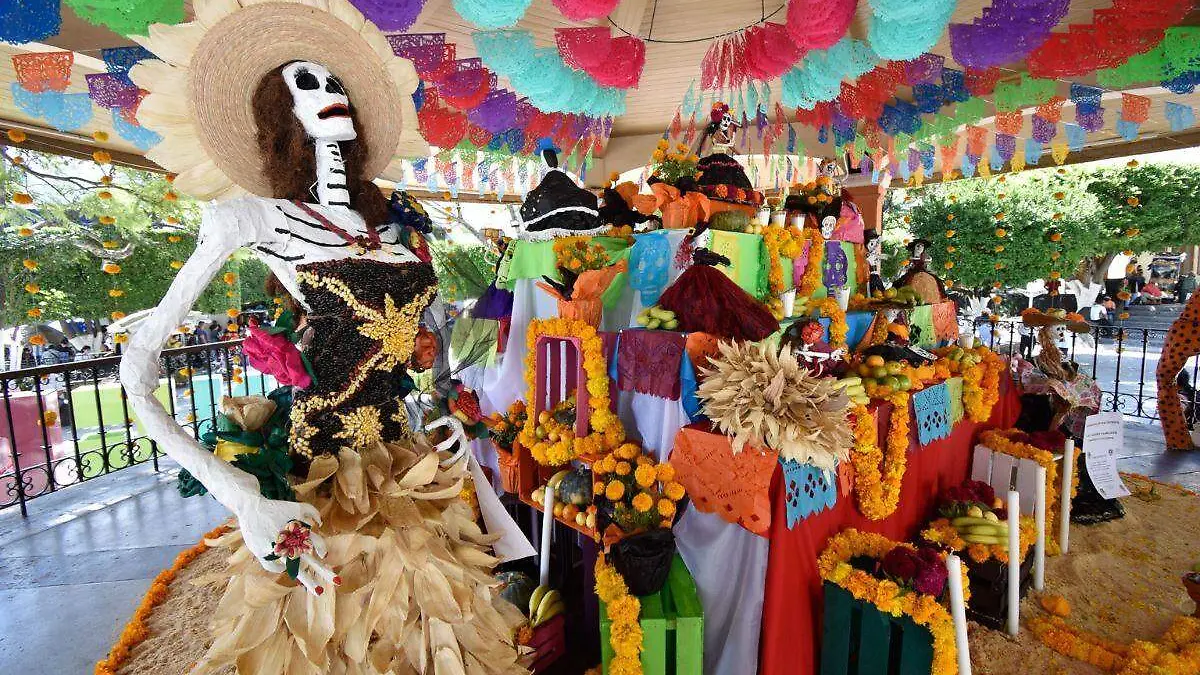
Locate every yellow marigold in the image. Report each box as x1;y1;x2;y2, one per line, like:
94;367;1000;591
615;461;631;476
994;212;1005;221
605;481;625;501
617;442;640;460
27;307;42;318
634;463;656;488
108;289;124;297
225;291;234;298
98;190;113;200
99;215;116;225
223;272;237;285
1126;196;1139;207
994;227;1007;237
28;334;46;346
944;261;954;270
92;131;109;142
655;463;676;482
92;150;112;164
102;262;121;274
17;226;33;236
664;481;685;501
946;214;955;221
631;492;653;512
657;498;676;519
994;245;1005;253
1050;251;1061;260
114;333;128;344
1125;228;1140;237
102;240;118;249
594;481;605;496
100;175;112;185
24;282;39;293
946;245;956;253
945;229;955;237
652;149;665;162
226;308;240;318
111;311;126;320
163;191;178;202
13;192;33;205
7;129;27;143
170;260;183;269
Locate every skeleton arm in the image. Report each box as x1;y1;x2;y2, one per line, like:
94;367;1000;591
119;202;331;590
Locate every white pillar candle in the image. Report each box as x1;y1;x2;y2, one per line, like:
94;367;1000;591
1034;466;1047;591
946;554;972;675
1007;489;1021;637
539;486;554;588
1060;439;1074;553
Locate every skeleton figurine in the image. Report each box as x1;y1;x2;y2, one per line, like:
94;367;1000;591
864;229;887;297
705;101;742;153
120;61;529;591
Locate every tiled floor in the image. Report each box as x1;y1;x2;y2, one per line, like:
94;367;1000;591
0;424;1197;674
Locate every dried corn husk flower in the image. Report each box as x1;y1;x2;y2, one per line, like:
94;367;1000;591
697;340;852;470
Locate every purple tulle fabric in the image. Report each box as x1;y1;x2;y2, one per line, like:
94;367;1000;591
472;283;514;319
948;0;1069;69
351;0;428;31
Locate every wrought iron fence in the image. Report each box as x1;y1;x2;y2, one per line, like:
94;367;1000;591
0;339;274;515
972;319;1190;423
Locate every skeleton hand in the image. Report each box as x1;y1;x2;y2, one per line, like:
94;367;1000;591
829;347;847;361
234;495;337;595
427;415;470;467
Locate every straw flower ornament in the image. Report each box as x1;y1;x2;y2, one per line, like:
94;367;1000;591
128;0;427;200
696;339;853;471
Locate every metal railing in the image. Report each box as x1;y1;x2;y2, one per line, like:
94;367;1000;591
973;319;1189;423
0;339;273;515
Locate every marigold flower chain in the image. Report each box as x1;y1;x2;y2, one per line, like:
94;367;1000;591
850;393;910;521
979;428;1079;549
808;297;849;350
796;227;826;298
595;554;644;675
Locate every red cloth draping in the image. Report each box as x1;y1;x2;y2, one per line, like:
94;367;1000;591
758;377;1021;675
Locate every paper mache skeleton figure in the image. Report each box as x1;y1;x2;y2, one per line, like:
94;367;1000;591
704;101;742;153
894;237;947;304
116;1;532;672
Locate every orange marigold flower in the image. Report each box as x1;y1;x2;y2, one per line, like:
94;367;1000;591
98;190;113;200
100;175;113;185
13;192;33;205
93;150;112;164
1126;196;1139;207
102;262;121;274
1049;232;1062;241
108;289;124;297
99;215;116;225
92;131;109;142
111;311;126;320
605;481;625;501
24;282;39;293
17;226;33;236
223;272;237;285
22;258;37;270
27;307;42;318
114;333;128;344
631;492;653;513
226;308;239;318
7;129;27;143
28;334;46;346
170;260;183;270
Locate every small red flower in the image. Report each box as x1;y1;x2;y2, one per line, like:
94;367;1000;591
243;326;312;389
274;521;313;559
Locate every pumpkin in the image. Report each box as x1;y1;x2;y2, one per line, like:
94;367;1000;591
556;466;593;507
495;570;536;611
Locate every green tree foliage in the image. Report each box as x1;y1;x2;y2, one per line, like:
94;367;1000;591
883;163;1200;291
1;148;267;328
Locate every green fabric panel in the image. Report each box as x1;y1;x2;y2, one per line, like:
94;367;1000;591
500;239;558;289
909;305;936;348
709;230;764;296
820;582;854;675
594;236;633;308
856;601;892;675
897;615;935;675
947;376;965;424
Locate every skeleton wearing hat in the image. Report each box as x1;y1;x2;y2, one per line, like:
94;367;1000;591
117;1;531;672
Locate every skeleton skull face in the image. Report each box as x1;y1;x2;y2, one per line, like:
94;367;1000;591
282;61;355;142
819;158;840;178
866;237;881;266
821;215;837;238
912;242;926;260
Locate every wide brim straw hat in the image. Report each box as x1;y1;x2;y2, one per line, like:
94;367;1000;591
128;0;428;200
1021;309;1091;333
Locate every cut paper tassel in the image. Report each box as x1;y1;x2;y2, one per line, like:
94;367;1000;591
1051;141;1069;165
1064;123;1086;151
961;152;978;178
1121;93;1151;124
1032;115;1057;143
100;46;154;82
966;125;989;156
63;0;184;36
551;0;619;20
948;0;1070;69
905;53;945;85
965;67;1003;96
1116;117;1141;141
786;0;857;52
994;110;1023;135
988;144;1004;171
111;108;160;150
453;0;531;29
1026;0;1192;78
782;37;877;109
995;133;1016;162
1010;147;1025;172
11;84;93;131
555;27;646;89
1025;138;1043;164
350;0;429;31
867;0;956;61
1076;108;1105;133
85;73;141;110
11;51;72;92
1;0;61;45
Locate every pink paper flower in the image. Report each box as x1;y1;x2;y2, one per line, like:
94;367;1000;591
274;520;313;559
243;326;312;389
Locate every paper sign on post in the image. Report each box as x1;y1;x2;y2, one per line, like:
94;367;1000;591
1082;412;1131;500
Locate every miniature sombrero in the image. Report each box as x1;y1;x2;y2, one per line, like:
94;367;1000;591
128;0;428;200
1020;308;1091;333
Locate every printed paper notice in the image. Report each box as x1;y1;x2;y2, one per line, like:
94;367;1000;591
1083;412;1131;500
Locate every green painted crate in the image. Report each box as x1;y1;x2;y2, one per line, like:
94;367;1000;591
820;581;934;675
599;554;703;675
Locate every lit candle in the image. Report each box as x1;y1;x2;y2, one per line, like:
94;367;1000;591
1007;489;1021;636
946;554;972;675
1034;466;1047;591
1060;439;1074;553
540;486;554;588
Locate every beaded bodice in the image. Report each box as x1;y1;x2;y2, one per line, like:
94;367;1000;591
287;258;437;458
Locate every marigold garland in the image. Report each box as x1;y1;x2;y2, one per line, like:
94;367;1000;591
762;224;805;297
818;529;967;675
519;317;624;465
1028;614;1129;671
796;227;826;298
961;347;1004;422
849;393;910;521
595;554;643;675
95;524;232;675
808;297;849;350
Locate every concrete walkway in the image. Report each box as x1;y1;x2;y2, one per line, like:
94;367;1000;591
0;423;1197;674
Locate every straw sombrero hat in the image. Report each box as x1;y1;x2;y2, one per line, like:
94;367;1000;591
1020;308;1091;333
129;0;428;200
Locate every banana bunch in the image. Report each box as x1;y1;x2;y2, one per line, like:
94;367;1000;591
528;585;565;628
833;376;869;406
636;305;679;331
951;505;1009;545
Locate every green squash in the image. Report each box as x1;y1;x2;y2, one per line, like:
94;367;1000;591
556;465;593;507
495;570;536;611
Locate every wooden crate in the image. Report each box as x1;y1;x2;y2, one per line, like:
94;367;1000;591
820;581;934;675
964;554;1035;631
599;554;703;675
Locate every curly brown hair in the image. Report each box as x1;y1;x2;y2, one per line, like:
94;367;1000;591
250;62;388;227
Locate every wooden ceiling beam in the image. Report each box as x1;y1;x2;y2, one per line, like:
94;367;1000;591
0;118;164;172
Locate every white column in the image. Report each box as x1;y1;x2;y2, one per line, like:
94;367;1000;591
1034;466;1047;590
539;486;554;588
946;554;972;675
1007;490;1021;636
1060;439;1074;553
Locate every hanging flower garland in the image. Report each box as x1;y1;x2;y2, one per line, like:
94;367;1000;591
808;297;849;350
849;396;909;521
817;529;967;675
595;554;643;675
762;224;803;297
519;317;624;464
795;227;826;297
961;347;1004;421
